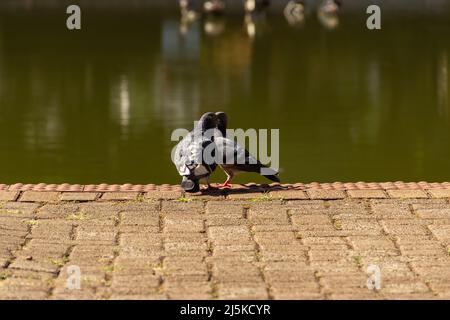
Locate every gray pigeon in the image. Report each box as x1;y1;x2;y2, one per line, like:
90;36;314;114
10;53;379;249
214;111;280;188
173;112;218;193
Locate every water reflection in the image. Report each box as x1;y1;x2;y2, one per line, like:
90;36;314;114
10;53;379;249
283;1;306;27
437;51;449;119
317;0;341;30
117;75;131;130
157;20;202;127
0;26;3;99
204;17;226;36
0;4;450;184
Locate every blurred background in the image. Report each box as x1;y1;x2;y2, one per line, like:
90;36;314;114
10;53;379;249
0;0;449;184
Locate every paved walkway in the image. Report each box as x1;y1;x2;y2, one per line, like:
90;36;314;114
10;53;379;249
1;183;450;300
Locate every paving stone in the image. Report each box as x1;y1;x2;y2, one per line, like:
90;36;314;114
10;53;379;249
0;191;20;201
265;270;317;283
9;259;59;274
212;264;262;283
19;192;60;202
347;190;388;199
254;231;297;245
101;192;140;201
161;201;204;214
205;215;247;227
208;226;252;245
164;241;208;253
381;281;430;294
307;189;346;200
145;190;183;200
60;192;98;201
338;219;384;235
120;211;159;226
381;221;429;236
415;209;450;219
370;204;414;219
0;204;38;218
302;236;347;245
213;244;256;253
269;190;308;200
164;218;204;233
252;225;297;233
205;202;245;215
37;204;80;219
226;191;265;200
286;200;327;210
427;225;450;242
217;282;269;299
291;214;332;226
185;189;226;200
349;236;397;251
387;190;429;199
427;189;450;199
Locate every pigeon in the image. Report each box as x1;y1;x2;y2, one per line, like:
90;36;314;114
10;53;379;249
244;0;270;13
319;0;341;15
203;0;226;15
214;111;280;188
179;0;199;25
284;1;306;26
173;112;218;193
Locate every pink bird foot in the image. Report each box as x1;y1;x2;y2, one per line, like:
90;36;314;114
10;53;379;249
218;182;232;189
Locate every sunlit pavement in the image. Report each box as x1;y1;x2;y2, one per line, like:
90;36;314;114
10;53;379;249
1;183;450;299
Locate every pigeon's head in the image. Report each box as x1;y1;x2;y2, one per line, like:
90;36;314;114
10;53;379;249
181;176;200;193
197;112;218;133
215;111;228;137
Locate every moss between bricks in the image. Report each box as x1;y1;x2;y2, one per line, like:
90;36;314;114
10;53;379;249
332;219;343;230
50;257;70;267
0;271;11;280
66;212;88;221
250;193;273;202
0;209;23;215
353;255;363;268
24;219;39;227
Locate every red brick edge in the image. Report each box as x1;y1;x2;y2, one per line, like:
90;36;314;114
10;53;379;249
0;182;450;201
1;182;450;192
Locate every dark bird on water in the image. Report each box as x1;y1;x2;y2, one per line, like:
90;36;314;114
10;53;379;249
203;0;226;15
319;0;342;15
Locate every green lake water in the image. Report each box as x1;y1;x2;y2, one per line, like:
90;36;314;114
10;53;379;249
0;2;450;185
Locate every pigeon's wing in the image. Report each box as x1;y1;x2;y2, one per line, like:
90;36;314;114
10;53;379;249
215;136;280;182
173;132;216;178
215;136;260;169
173;132;194;176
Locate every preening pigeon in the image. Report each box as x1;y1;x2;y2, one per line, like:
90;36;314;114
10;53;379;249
173;112;218;193
214;111;280;188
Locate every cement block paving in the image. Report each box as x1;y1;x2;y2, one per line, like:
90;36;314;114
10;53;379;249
1;193;450;299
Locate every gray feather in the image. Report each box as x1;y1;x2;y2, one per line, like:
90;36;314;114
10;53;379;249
173;112;217;180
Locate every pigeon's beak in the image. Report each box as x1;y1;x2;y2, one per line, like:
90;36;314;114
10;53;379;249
181;177;200;193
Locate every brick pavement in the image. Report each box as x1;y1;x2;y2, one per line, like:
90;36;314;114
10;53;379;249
1;183;450;300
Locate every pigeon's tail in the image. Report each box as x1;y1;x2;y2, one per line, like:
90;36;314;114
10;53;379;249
260;166;280;183
264;173;280;183
236;162;280;183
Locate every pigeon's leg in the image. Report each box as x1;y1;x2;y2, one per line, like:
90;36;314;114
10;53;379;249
218;172;234;189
